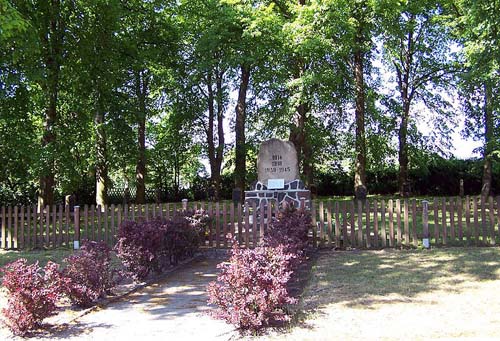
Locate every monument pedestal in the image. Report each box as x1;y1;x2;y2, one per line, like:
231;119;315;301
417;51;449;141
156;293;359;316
245;138;311;210
244;180;311;209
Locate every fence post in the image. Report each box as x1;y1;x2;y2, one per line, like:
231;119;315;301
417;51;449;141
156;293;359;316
74;206;80;250
422;200;430;249
300;197;306;210
182;199;188;211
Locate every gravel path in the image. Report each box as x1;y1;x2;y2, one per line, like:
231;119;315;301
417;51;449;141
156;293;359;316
1;255;239;341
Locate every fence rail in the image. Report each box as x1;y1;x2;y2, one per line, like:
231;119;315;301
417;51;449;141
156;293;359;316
1;196;499;250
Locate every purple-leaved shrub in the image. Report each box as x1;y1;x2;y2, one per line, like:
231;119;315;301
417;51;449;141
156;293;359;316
115;210;209;281
265;206;311;257
114;219;167;280
63;240;116;307
207;238;298;331
208;206;312;332
1;259;70;336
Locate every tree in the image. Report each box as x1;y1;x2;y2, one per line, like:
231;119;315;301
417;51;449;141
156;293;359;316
381;0;456;196
454;0;500;198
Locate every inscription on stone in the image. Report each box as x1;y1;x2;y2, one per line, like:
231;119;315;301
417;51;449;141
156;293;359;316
257;139;299;184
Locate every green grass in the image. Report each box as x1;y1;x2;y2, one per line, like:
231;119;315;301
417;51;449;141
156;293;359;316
0;248;74;269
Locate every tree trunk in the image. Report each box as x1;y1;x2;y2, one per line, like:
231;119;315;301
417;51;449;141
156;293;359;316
135;71;148;204
206;69;225;201
397;25;414;197
353;30;367;200
234;64;251;201
481;82;494;198
38;0;63;208
95;100;108;207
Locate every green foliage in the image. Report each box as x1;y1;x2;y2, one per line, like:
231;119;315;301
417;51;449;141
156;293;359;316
0;0;495;204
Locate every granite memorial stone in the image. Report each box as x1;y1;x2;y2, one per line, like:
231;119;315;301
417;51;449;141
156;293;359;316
257;138;299;185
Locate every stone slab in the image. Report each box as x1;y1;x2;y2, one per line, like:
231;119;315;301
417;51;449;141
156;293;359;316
257;139;299;184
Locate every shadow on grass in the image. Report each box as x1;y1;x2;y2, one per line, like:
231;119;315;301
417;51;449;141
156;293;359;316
290;247;500;326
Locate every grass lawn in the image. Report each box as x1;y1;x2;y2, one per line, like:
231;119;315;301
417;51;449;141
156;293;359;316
265;247;500;340
0;248;74;270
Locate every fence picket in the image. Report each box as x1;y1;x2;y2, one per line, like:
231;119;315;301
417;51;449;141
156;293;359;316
457;197;463;242
20;206;25;248
356;200;363;247
244;202;249;248
252;202;257;247
473;197;479;245
488;197;495;245
341;201;348;248
319;201;325;246
365;200;371;248
442;199;447;246
373;200;379;248
433;198;439;245
111;204;116;244
229;202;235;247
7;206;12;248
208;202;213;246
327;200;333;247
349;201;355;247
259;201;265;244
381;200;387;247
223;202;228;248
14;206;19;249
404;200;409;247
396;199;402;247
465;196;471;245
216;202;221;248
480;197;487;245
312;202;317;248
334;201;340;248
412;200;418;247
1;207;5;249
388;199;394;247
450;198;455;241
237;202;243;245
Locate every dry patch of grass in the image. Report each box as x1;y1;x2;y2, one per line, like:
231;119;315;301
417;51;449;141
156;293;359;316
264;247;500;340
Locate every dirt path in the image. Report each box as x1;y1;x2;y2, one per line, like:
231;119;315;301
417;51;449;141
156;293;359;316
1;255;239;341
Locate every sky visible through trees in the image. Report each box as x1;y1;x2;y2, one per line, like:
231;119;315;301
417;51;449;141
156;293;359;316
0;0;498;205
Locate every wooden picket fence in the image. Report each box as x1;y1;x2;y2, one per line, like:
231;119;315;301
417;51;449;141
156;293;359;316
0;196;499;250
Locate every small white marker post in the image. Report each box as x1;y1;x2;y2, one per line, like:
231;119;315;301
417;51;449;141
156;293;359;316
422;200;430;249
73;206;80;250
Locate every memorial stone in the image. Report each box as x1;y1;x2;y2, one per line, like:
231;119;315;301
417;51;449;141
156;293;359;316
245;138;310;209
257;139;299;185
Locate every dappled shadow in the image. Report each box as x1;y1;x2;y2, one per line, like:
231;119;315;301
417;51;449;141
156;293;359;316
47;252;238;339
298;247;500;311
101;254;226;320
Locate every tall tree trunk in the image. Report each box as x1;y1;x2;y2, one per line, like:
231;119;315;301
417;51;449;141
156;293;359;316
38;0;63;208
234;65;251;201
135;71;148;204
353;30;367;200
481;82;494;198
95;92;108;207
206;69;225;201
397;25;414;197
288;0;313;186
214;69;225;200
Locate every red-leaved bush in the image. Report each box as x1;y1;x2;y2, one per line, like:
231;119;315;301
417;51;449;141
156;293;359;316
265;206;311;257
63;240;116;307
114;219;167;280
1;259;70;336
207;238;298;331
208;206;312;332
115;210;209;281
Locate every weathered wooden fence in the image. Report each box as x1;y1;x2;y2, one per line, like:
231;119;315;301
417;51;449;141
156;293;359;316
0;196;499;250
